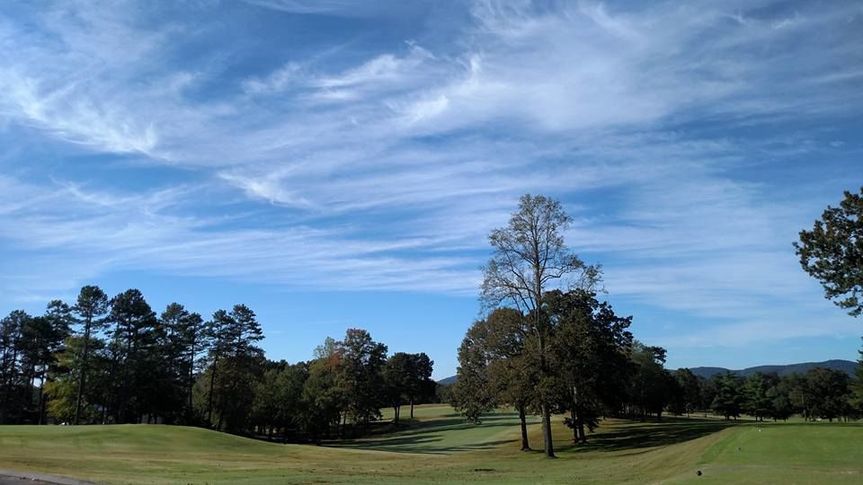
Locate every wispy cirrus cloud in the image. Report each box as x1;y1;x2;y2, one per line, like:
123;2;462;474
0;0;860;359
241;0;423;17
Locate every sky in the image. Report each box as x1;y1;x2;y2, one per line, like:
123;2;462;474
0;0;861;379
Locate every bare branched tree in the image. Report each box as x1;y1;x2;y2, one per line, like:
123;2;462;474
481;194;600;458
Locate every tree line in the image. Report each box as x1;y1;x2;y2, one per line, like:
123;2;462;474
451;296;863;449
694;367;862;422
0;287;435;442
451;193;863;457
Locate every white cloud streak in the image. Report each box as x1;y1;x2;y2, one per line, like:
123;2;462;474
0;0;861;350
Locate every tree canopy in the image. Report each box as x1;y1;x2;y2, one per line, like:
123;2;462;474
480;193;600;458
795;187;863;317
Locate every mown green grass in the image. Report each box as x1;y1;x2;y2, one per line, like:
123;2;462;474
336;406;537;453
668;422;863;484
0;405;860;484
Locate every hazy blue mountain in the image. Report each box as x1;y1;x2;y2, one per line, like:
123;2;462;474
687;360;857;379
438;359;858;385
437;375;458;386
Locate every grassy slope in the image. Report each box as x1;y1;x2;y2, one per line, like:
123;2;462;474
0;405;860;484
668;423;863;484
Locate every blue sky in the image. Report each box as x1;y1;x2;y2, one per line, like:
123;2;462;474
0;0;861;378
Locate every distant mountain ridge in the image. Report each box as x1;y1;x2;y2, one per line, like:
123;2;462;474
437;375;457;386
437;359;858;385
687;359;857;379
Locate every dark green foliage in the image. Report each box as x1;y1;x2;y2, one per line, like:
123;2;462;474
251;361;308;440
454;291;637;449
453;308;535;448
627;343;675;421
547;290;633;443
45;336;110;424
301;352;344;441
407;353;435;418
766;377;795;421
711;372;744;420
451;321;495;424
799;368;850;421
851;344;863;415
698;377;717;416
2;287;439;441
72;285;109;425
106;289;161;423
384;353;409;424
0;310;31;423
205;305;265;432
336;328;388;428
672;369;701;416
742;372;777;421
795;187;863;317
384;352;435;423
158;303;207;423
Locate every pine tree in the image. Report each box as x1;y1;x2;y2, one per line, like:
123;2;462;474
72;286;109;425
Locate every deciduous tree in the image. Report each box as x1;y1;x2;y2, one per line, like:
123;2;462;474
711;372;743;420
452;322;495;424
547;290;633;443
336;329;388;430
481;194;600;457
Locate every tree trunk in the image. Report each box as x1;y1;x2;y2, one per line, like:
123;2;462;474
37;369;46;425
534;245;554;458
536;328;555;457
74;321;92;425
410;398;415;419
518;405;530;451
5;346;19;420
541;402;555;458
341;410;348;438
571;384;580;444
117;333;134;424
187;340;196;422
206;357;218;427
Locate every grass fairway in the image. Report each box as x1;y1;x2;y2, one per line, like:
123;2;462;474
672;422;863;484
0;405;860;484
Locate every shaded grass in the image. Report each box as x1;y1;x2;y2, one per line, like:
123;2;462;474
0;405;860;484
561;419;734;453
333;410;531;454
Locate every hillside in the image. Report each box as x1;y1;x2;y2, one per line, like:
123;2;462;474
688;359;857;379
439;359;859;384
437;375;457;386
1;405;862;484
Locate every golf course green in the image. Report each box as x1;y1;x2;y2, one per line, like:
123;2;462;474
0;405;860;484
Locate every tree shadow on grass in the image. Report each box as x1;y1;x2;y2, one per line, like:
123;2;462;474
557;420;735;455
334;434;516;454
330;415;733;456
328;413;521;454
